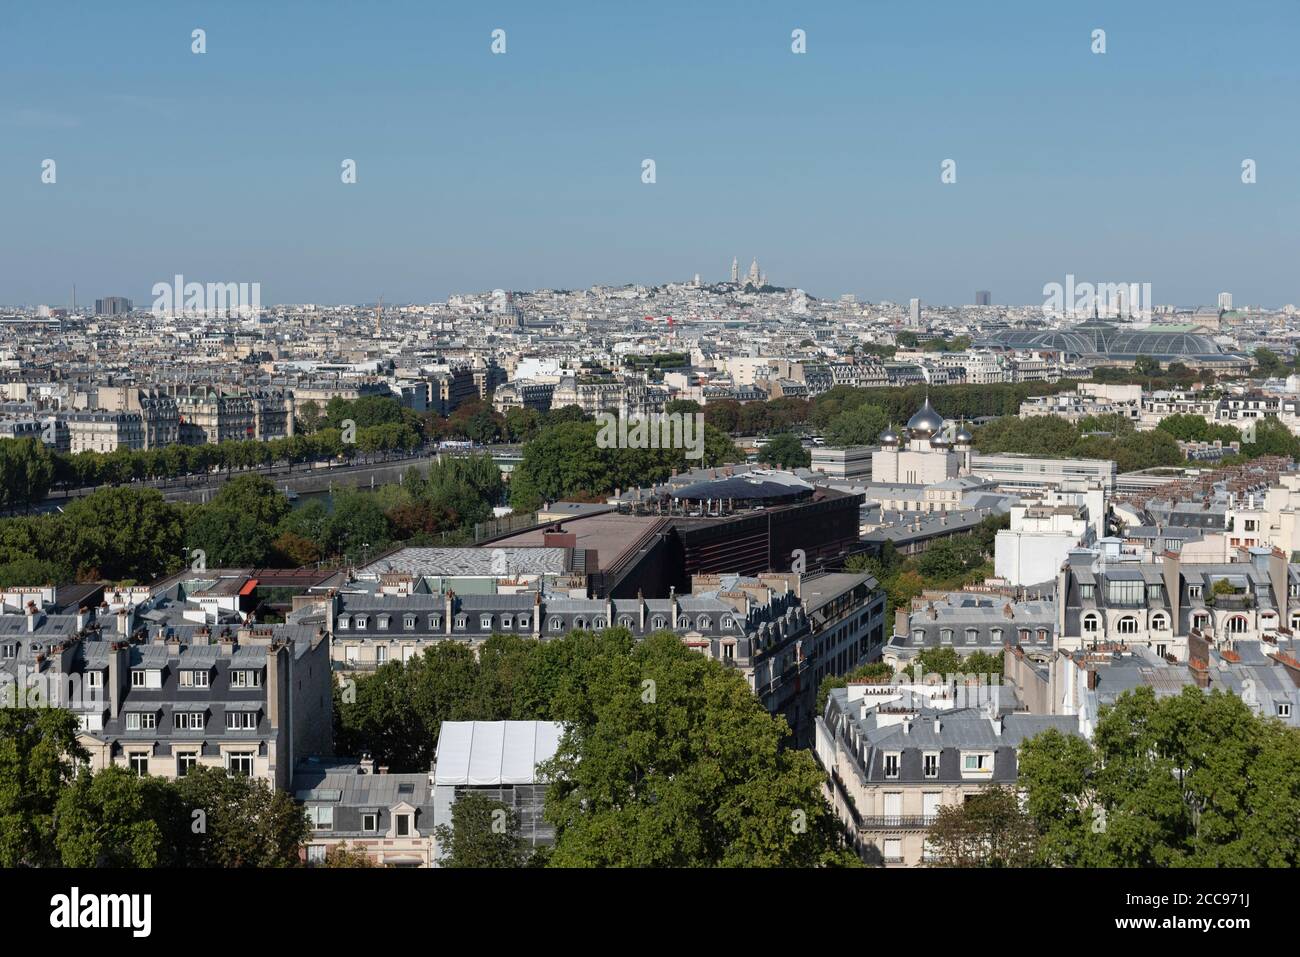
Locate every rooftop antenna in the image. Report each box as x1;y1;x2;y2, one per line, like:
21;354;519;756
376;295;383;337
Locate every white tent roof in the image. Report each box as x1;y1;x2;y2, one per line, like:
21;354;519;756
433;720;564;787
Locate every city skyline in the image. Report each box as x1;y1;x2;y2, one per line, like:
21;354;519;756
2;0;1297;306
2;265;1289;314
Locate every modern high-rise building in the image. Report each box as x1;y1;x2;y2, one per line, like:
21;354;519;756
730;257;739;283
975;290;992;306
94;296;132;316
909;297;921;326
1218;292;1233;311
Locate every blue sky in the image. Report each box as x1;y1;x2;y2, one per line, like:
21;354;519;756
2;0;1297;307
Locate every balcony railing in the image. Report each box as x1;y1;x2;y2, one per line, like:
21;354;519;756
332;660;385;672
860;815;937;830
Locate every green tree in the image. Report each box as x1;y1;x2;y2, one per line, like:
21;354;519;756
0;437;56;509
1241;418;1300;461
824;404;889;448
58;486;186;581
816;660;894;713
188;505;278;567
296;399;325;434
1133;355;1161;377
434;792;529;867
541;632;859;867
972;416;1080;456
1254;346;1286;377
758;433;810;469
172;766;308;867
324;489;392;562
54;766;174;867
926;786;1037;867
0;709;87;867
1019;686;1300;867
322;842;377;867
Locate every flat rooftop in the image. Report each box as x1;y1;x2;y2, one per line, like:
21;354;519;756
489;513;667;572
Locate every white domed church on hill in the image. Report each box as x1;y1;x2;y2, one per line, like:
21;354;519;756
871;398;972;484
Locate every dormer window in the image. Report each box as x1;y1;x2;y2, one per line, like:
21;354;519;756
962;752;991;773
229;670;261;688
377;616;390;630
651;616;666;629
1;643;16;659
696;616;710;630
355;616;368;629
573;617;586;630
125;711;157;731
480;615;492;629
502;615;513;629
429;615;441;629
173;711;205;731
179;669;209;688
337;617;349;630
721;617;734;629
455;615;467;629
550;616;564;632
1189;585;1202;599
518;615;529;629
404;616;416;629
226;710;259;730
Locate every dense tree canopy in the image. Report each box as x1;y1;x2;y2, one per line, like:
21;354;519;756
508;420;741;512
434;793;531;868
926;786;1037;867
336;629;858;867
1019;686;1300;867
539;631;859;867
0;711;309;868
974;414;1187;473
758;433;810;469
0;708;87;867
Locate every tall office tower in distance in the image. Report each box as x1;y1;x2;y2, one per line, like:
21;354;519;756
909;297;921;327
94;296;133;316
1218;292;1233;311
730;257;739;283
975;290;992;306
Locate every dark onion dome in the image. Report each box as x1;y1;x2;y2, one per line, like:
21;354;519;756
879;426;900;446
954;426;974;445
905;398;944;437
